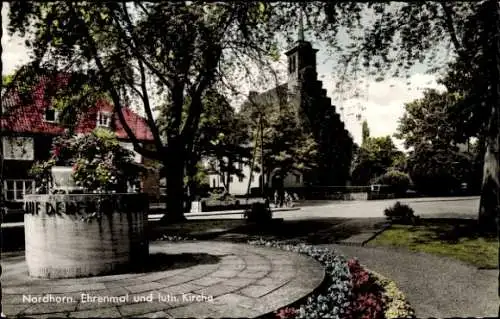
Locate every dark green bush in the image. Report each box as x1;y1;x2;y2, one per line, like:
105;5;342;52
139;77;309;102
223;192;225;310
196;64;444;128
373;170;411;195
244;201;272;223
384;202;419;225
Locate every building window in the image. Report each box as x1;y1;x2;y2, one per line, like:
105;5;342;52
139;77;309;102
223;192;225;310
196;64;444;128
97;112;112;127
2;137;34;160
251;175;255;182
295;174;301;184
229;176;234;183
212;178;216;188
45;108;58;122
239;175;244;182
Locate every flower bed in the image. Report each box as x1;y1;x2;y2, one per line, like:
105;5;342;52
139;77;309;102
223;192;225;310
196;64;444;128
248;239;415;319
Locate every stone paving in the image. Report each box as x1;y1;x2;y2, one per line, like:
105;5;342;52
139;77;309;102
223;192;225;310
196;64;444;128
2;242;324;318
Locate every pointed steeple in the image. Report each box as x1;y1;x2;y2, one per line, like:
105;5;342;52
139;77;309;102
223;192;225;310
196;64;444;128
298;7;305;42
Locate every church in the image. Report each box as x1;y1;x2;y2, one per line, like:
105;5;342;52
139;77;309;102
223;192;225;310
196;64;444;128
208;29;354;195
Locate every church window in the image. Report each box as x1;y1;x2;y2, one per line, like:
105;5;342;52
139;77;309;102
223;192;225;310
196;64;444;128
289;55;297;74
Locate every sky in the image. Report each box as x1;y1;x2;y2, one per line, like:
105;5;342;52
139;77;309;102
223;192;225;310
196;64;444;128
1;3;450;151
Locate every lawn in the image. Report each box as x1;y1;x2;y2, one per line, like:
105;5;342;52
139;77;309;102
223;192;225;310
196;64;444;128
370;219;498;269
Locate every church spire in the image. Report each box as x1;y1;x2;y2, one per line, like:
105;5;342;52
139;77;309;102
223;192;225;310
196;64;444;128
298;7;305;42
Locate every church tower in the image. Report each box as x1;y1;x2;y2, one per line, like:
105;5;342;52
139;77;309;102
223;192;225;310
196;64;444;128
284;10;318;98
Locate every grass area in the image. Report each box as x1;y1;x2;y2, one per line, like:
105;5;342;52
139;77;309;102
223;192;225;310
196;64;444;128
370;219;498;269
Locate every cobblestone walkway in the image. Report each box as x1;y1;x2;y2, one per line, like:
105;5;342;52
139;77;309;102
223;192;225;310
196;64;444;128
2;241;324;318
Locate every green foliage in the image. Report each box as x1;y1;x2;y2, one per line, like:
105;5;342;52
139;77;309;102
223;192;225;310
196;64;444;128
2;74;14;86
7;1;288;218
352;136;403;186
407;145;476;195
390;152;408;172
30;130;145;193
158;89;252;193
361;120;370;146
243;104;319;182
384;202;418;225
395;86;485;195
373;170;411;195
29;159;56;191
7;1;499;222
395;89;466;150
198;91;251;190
71;131;145;193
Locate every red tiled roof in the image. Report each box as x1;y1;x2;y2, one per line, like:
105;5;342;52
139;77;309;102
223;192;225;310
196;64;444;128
1;74;154;141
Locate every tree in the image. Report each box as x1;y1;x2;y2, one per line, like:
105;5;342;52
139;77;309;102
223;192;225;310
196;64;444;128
396;89;464;149
197;92;251;194
396;89;481;195
373;170;411;196
241;100;319;200
315;1;498;229
6;2;281;222
361;120;370;146
351;136;402;186
2;74;14;86
6;1;499;226
156;89;251;205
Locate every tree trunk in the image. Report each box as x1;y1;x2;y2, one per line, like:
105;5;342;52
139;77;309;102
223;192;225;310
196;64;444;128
160;145;186;224
226;158;232;194
478;0;500;235
184;156;198;214
478;134;499;231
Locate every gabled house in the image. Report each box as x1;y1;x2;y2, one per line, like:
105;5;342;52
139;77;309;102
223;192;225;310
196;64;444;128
1;73;159;202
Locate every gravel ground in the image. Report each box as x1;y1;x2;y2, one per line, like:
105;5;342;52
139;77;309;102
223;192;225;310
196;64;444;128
320;244;498;318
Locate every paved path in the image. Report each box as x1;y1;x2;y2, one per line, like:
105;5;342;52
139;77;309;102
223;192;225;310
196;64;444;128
2;242;324;318
322;244;498;318
186;196;480;220
2;197;479;225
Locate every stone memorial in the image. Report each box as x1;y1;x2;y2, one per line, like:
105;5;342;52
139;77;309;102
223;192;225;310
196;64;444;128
24;193;148;278
24;129;150;279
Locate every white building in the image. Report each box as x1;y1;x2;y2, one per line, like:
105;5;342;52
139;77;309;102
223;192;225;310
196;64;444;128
204;157;304;195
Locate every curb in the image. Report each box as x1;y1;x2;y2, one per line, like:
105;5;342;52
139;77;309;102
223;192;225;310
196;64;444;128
333;222;393;247
186;207;300;218
361;223;393;246
256;250;328;319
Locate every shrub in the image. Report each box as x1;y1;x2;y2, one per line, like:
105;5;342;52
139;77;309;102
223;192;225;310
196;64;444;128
244;201;272;223
30;128;147;193
29;158;56;192
373;170;411;195
384;201;419;225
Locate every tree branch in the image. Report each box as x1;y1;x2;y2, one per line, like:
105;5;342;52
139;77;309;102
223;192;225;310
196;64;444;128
440;2;468;62
112;2;174;89
68;2;162;161
136;57;166;154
